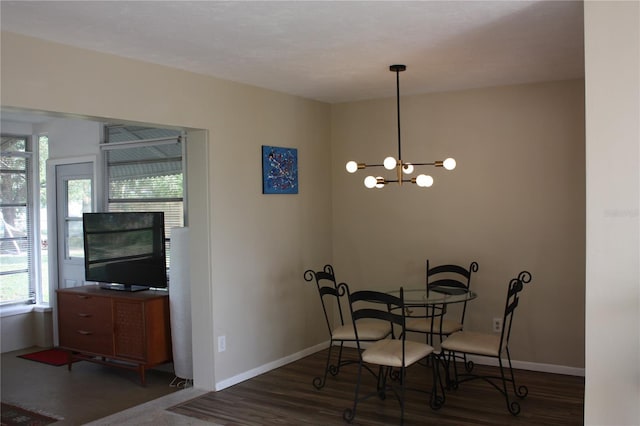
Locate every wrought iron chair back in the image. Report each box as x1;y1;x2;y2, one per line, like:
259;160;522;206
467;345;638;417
427;260;479;331
341;284;444;424
348;288;403;344
303;265;392;390
304;265;346;389
404;260;479;350
441;270;533;415
307;266;347;337
499;271;527;356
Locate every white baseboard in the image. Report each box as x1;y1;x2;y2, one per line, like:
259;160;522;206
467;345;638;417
214;340;584;391
465;354;585;377
215;341;327;391
337;341;584;376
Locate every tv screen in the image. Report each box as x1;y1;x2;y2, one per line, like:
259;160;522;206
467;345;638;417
83;212;167;291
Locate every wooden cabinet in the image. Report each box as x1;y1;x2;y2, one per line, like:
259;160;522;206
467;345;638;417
57;285;172;385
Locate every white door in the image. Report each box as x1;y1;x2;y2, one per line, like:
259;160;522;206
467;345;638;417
56;162;94;289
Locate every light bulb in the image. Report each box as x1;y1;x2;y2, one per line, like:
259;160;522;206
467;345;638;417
443;158;456;170
346;161;358;173
375;177;384;188
364;175;377;189
416;174;434;188
402;163;414;174
383;156;397;170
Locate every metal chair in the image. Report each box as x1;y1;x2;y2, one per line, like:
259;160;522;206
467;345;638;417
303;265;391;389
441;270;532;415
342;284;445;425
405;260;479;348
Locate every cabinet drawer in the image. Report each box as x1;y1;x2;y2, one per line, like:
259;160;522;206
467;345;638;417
58;292;113;355
58;292;110;313
59;328;114;356
59;311;112;337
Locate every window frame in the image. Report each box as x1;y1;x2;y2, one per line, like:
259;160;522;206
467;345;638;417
0;133;37;306
100;127;186;276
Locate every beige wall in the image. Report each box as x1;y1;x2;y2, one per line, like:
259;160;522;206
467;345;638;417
1;31;333;389
331;79;586;369
1;311;37;352
584;2;639;425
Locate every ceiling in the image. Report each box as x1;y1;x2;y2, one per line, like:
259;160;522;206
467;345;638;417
1;1;584;105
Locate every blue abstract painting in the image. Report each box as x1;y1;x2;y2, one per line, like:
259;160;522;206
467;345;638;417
262;145;298;194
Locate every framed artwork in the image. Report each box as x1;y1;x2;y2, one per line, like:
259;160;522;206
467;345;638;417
262;145;298;194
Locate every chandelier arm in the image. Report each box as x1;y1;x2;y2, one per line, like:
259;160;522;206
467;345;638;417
350;163;385;170
406;162;439;166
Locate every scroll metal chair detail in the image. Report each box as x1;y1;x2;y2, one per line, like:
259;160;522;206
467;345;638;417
441;270;533;416
405;260;479;348
303;265;392;390
341;284;445;425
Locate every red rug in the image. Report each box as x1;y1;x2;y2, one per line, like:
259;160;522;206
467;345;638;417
0;402;60;425
17;348;73;367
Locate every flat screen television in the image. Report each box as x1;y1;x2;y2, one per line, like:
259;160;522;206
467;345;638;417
83;211;167;291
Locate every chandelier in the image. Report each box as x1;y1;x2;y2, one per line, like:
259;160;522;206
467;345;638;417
346;64;456;189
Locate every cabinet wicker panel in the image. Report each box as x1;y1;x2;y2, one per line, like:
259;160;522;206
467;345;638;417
114;301;145;360
57;286;172;385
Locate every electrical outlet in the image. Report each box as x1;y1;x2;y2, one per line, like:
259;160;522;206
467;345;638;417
492;317;503;333
218;335;226;352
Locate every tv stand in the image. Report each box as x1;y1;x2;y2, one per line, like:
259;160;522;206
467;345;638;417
56;285;172;385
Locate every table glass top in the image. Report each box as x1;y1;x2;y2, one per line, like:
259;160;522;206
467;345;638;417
387;287;477;305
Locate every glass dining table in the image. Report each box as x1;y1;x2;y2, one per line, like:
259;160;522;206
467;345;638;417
386;285;478;374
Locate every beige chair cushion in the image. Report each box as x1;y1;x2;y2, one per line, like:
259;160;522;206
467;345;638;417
441;331;504;357
332;319;392;341
405;317;463;335
362;339;434;368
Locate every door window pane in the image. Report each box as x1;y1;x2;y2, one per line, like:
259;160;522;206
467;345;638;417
65;179;91;260
67;179;92;217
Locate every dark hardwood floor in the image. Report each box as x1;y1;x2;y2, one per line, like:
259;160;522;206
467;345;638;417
169;347;584;425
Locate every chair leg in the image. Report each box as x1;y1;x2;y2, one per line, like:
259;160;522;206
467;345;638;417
331;341;346;376
498;356;520;415
506;347;528;399
448;347;472;373
444;348;528;416
399;366;406;426
499;348;528;418
342;359;365;423
445;350;459;390
377;365;387;397
445;350;474;388
430;354;446;409
313;341;337;389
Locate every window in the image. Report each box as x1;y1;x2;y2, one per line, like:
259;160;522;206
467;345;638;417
0;135;35;304
102;125;184;270
38;135;49;303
